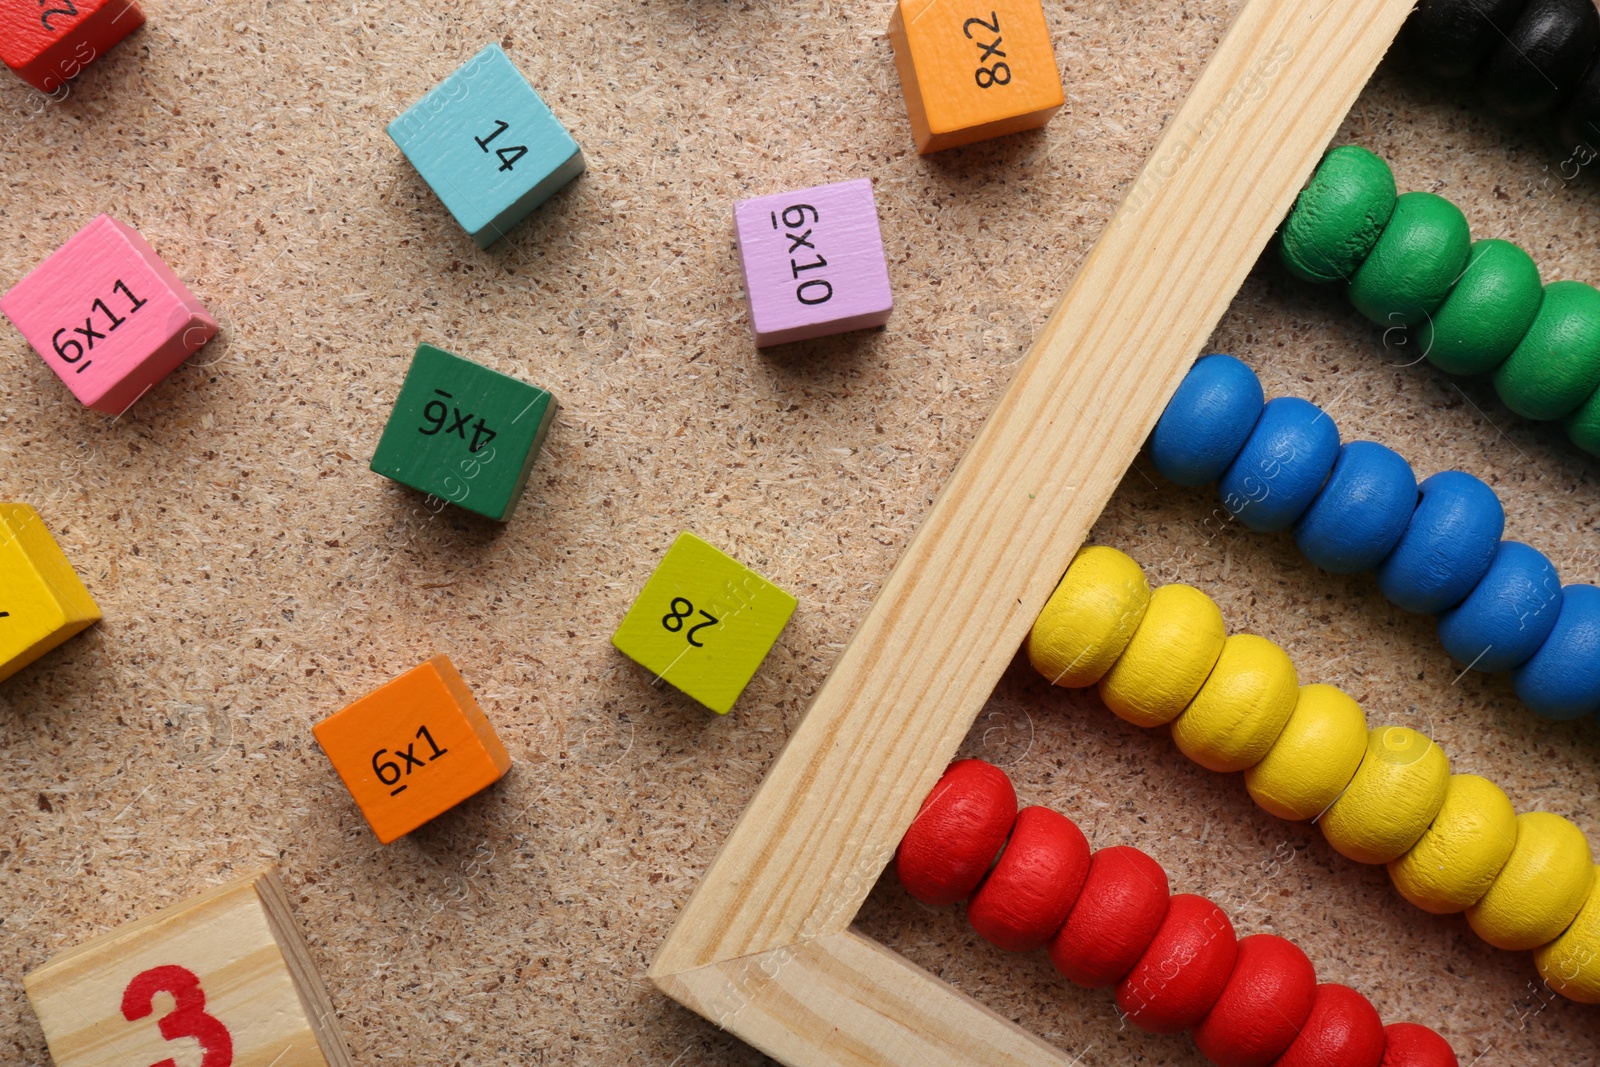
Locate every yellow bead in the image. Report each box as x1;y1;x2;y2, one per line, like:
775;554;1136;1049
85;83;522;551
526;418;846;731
1468;811;1595;951
1098;583;1226;727
1027;545;1150;688
1243;684;1367;821
1320;727;1450;864
1534;871;1600;1003
1170;634;1297;773
1388;774;1517;914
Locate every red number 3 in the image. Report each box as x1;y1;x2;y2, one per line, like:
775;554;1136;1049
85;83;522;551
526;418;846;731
121;964;235;1067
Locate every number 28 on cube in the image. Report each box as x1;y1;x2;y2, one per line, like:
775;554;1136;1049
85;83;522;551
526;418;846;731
612;532;798;714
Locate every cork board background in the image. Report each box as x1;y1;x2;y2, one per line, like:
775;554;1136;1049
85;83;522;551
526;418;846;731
3;0;1599;1064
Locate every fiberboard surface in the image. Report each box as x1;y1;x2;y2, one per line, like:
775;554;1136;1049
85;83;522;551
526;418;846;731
2;0;1599;1063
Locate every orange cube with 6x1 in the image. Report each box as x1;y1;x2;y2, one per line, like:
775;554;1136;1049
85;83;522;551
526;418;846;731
888;0;1063;153
313;655;510;844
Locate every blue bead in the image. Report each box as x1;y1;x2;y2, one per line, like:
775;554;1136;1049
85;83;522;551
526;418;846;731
1437;541;1563;673
1217;396;1341;532
1150;354;1264;486
1514;585;1600;720
1293;441;1418;574
1376;471;1505;613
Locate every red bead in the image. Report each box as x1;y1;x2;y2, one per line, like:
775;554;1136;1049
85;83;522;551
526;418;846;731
1115;893;1238;1033
0;0;143;92
967;806;1091;951
1271;984;1386;1067
1048;845;1170;987
1192;934;1318;1067
896;759;1017;906
1379;1023;1459;1067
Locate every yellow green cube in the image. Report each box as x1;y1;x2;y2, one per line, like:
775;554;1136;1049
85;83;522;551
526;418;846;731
612;532;797;714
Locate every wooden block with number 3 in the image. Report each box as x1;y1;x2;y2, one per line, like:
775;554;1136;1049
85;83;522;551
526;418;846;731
23;868;352;1067
313;655;511;844
888;0;1063;153
611;532;798;714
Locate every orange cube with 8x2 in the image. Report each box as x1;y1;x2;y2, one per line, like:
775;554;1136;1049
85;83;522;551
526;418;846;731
313;655;510;843
888;0;1063;153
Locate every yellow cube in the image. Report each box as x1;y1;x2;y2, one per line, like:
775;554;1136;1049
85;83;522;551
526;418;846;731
0;503;100;683
612;532;797;714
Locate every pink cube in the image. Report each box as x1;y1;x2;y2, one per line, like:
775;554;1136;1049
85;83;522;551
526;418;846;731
1;215;217;415
734;178;893;347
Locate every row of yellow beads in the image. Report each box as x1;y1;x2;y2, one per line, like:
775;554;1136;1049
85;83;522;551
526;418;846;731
1029;545;1600;1002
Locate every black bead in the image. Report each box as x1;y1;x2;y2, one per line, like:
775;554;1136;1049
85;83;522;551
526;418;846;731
1482;0;1600;118
1402;0;1533;81
1555;58;1600;150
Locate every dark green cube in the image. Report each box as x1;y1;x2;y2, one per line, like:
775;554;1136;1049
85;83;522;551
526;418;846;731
370;344;557;521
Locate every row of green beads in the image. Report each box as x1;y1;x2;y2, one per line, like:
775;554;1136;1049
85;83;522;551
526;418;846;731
1278;145;1600;457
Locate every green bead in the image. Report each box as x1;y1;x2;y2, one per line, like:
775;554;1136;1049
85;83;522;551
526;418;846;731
1279;145;1397;283
1494;280;1600;421
1566;387;1600;457
1417;239;1543;376
1348;191;1471;327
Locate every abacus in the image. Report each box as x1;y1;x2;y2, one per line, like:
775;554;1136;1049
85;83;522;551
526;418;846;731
646;0;1433;1063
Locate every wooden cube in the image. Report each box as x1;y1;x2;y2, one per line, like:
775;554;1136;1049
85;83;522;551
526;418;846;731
0;0;143;92
734;178;893;347
387;43;584;248
0;502;99;683
23;868;352;1067
888;0;1064;154
0;215;218;415
313;655;511;844
369;343;557;522
612;532;798;714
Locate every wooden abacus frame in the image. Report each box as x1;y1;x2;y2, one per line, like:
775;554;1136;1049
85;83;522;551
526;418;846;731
647;0;1416;1062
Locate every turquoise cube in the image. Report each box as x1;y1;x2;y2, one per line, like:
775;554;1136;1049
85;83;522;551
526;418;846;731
387;44;584;248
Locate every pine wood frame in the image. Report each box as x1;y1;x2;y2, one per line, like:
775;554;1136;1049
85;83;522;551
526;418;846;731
649;1;1416;1061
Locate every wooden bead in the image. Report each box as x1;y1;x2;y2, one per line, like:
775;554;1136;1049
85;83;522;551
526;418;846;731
1099;583;1227;728
1115;894;1238;1034
1293;441;1418;574
1376;471;1505;614
1467;811;1596;950
1514;584;1600;719
1388;774;1518;914
1378;1022;1460;1067
1348;192;1472;327
1417;239;1543;376
1218;397;1341;533
1436;541;1562;673
1566;386;1600;457
967;806;1091;952
1191;934;1317;1067
1149;354;1265;487
1272;984;1386;1067
1278;145;1397;284
1494;280;1600;420
1481;0;1600;118
1244;684;1367;822
1532;867;1600;1003
1401;0;1534;80
1172;634;1299;773
1027;546;1150;688
1048;845;1171;988
1321;727;1450;865
896;759;1018;906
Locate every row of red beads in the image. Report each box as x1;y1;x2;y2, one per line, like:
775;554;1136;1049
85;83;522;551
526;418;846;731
895;759;1458;1067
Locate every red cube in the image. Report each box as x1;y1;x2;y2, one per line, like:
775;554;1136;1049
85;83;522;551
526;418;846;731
0;0;144;92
